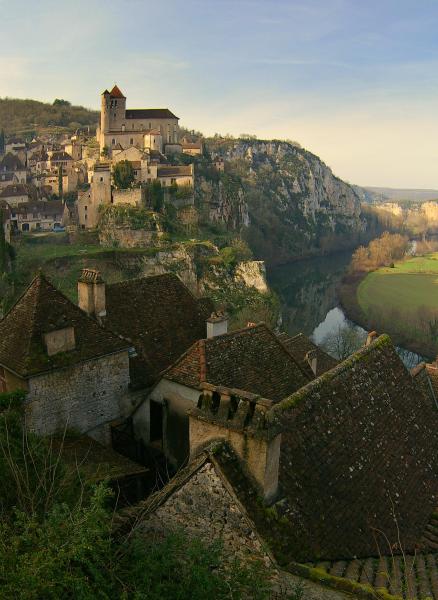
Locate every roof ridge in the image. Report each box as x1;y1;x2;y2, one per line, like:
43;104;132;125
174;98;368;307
199;339;207;383
204;322;265;345
270;334;393;416
264;326;311;382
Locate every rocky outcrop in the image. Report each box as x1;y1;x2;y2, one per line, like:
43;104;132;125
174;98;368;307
205;139;364;265
234;260;268;293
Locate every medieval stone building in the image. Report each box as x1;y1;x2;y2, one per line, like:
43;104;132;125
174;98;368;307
97;85;180;155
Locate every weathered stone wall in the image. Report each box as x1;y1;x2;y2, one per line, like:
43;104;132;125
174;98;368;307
137;460;350;600
189;416;280;501
25;351;130;438
112;189;142;207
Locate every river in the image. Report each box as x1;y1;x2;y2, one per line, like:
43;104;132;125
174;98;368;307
268;251;424;368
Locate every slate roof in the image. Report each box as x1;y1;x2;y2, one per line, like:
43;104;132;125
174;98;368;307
266;335;438;561
0;153;25;171
103;273;213;388
0;273;128;378
11;201;63;217
165;323;310;401
50;151;73;162
277;332;338;378
125;108;179;120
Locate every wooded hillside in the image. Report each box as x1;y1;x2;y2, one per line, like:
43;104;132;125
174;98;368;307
0;97;99;137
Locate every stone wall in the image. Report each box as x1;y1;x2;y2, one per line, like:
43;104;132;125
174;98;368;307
25;351;130;438
112;189;142;207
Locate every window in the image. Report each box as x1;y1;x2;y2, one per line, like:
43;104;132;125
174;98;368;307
171;178;176;185
112;139;115;145
121;124;125;132
100;176;103;182
84;205;87;211
130;138;133;145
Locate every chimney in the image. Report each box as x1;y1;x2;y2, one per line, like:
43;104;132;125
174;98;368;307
366;331;378;346
189;383;281;503
78;268;106;319
206;311;228;338
305;349;318;376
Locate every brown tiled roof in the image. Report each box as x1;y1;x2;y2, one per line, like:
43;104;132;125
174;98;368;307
157;165;192;177
277;332;338;378
103;274;212;388
0;184;29;198
11;201;63;217
181;142;202;149
267;335;438;561
125;108;178;120
109;85;125;99
50;151;73;162
165;323;310;401
0;153;25;171
0;273;128;378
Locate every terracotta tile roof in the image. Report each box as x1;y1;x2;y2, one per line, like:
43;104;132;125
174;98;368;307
0;184;29;198
267;335;438;561
157;165;192;177
0;273;128;378
109;85;126;99
0;153;25;171
277;332;338;377
103;274;213;388
165;323;311;401
125;108;178;120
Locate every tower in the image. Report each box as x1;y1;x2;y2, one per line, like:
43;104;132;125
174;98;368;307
107;85;126;131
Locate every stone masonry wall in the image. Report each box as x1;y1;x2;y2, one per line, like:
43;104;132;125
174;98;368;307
25;351;130;437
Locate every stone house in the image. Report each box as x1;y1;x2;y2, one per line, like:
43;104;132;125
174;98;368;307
125;334;438;600
0;153;27;184
0;272;131;443
131;318;335;467
0;183;30;206
77;163;112;229
157;164;194;189
9;200;64;232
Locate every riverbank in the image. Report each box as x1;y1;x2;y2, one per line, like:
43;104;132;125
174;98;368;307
339;261;437;360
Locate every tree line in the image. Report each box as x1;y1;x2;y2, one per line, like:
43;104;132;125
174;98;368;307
350;231;410;273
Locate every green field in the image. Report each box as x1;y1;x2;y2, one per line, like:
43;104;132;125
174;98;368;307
358;253;438;314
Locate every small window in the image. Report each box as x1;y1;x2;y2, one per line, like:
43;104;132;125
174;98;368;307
100;176;103;182
130;138;133;145
112;139;115;145
84;206;87;211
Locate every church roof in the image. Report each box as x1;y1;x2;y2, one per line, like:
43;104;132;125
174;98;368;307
103;273;213;388
109;85;126;99
0;273;128;378
125;108;179;120
165;323;310;401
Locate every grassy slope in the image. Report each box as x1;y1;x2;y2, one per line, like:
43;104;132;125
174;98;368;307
0;98;98;136
358;253;438;314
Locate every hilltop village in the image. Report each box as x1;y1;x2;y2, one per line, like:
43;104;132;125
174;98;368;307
2;88;438;599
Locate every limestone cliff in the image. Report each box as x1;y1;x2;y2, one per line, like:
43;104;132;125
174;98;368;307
202;139;364;265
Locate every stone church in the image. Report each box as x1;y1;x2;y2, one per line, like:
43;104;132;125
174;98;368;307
96;85;180;156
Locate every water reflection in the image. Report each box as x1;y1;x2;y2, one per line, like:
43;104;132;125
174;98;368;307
269;252;424;368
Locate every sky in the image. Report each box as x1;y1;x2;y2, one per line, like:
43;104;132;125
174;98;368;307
1;0;438;188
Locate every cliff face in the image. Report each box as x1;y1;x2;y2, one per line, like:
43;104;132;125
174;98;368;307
202;139;364;265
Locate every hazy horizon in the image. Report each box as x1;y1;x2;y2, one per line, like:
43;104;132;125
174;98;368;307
1;0;438;189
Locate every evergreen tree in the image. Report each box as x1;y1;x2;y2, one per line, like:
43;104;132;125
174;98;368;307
0;129;4;155
113;160;135;189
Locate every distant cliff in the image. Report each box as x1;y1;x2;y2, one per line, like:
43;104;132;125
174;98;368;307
199;138;364;266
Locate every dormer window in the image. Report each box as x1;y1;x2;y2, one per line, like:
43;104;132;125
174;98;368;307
44;327;76;356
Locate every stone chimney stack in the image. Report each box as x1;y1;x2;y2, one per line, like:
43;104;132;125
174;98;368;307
206;312;228;339
189;383;281;503
78;268;106;319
